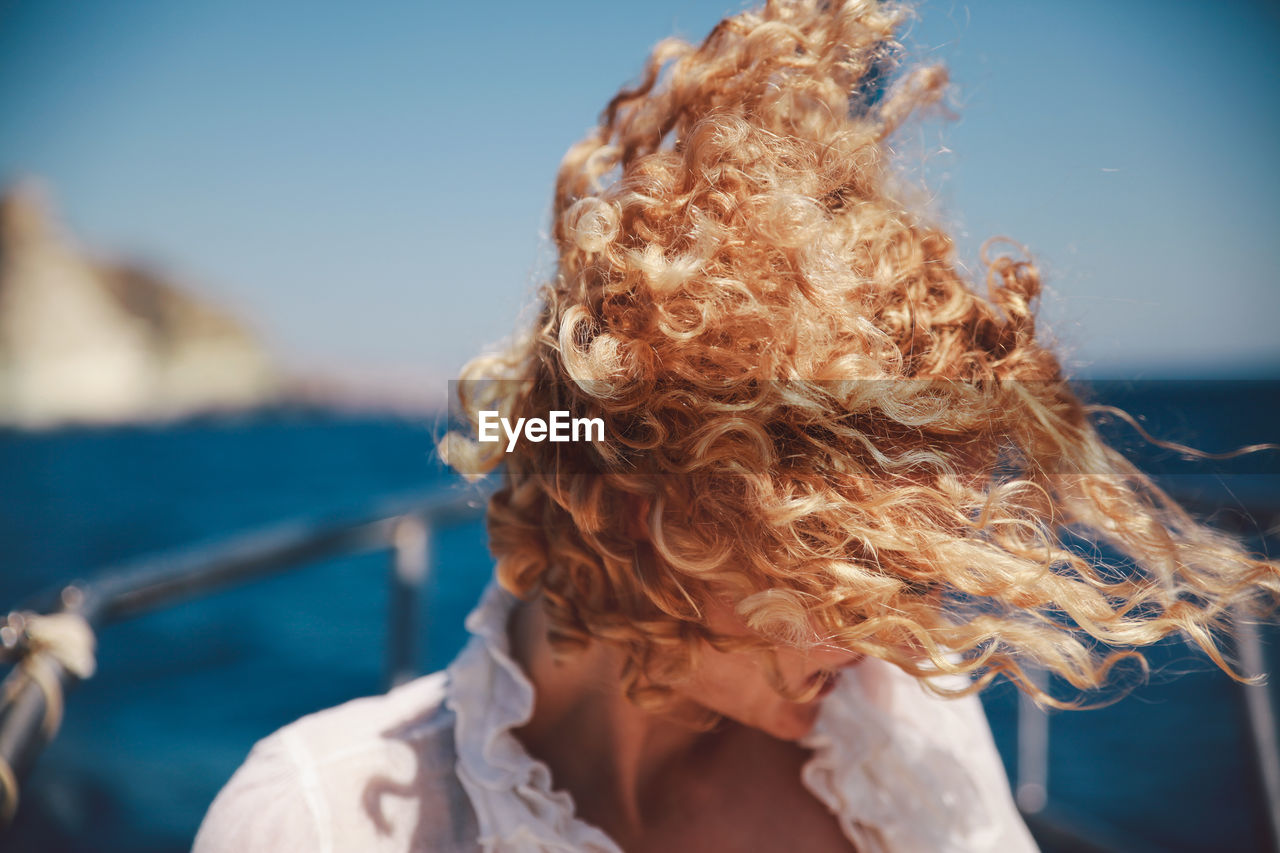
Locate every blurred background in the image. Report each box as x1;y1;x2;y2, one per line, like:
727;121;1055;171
0;1;1277;851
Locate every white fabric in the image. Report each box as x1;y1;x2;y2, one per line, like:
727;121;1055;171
193;581;1038;852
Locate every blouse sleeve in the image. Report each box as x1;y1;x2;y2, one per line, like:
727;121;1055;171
191;730;324;853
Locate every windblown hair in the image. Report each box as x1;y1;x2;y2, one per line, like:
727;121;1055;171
442;0;1279;711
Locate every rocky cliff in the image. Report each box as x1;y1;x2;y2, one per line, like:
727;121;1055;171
0;182;277;426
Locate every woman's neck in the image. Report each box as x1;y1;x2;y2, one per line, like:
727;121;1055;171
507;594;724;834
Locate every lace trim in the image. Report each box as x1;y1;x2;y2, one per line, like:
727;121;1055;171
445;582;622;852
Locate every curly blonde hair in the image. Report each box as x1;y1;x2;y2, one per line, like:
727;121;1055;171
442;0;1279;710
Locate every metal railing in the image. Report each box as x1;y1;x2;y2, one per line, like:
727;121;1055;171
1014;611;1279;853
1013;492;1280;853
0;483;492;827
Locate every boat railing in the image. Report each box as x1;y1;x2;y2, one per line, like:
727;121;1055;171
1014;491;1280;853
0;483;1276;852
0;483;492;828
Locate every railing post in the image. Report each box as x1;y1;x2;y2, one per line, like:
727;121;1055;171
1016;666;1050;814
1236;612;1280;853
387;515;431;689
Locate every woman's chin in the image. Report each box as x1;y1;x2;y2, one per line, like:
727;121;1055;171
761;698;824;742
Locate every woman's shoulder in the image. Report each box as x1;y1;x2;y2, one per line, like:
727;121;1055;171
267;669;456;756
193;670;480;853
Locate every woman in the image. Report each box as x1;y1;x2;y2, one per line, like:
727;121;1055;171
193;1;1278;850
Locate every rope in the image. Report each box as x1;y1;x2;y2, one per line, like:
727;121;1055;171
0;610;97;822
4;611;97;739
0;754;16;824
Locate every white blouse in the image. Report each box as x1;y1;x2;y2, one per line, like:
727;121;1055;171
192;581;1038;852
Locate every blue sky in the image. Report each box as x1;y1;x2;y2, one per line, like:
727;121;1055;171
1;0;1277;386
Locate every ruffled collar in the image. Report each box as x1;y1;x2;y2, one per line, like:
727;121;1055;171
445;581;1005;853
